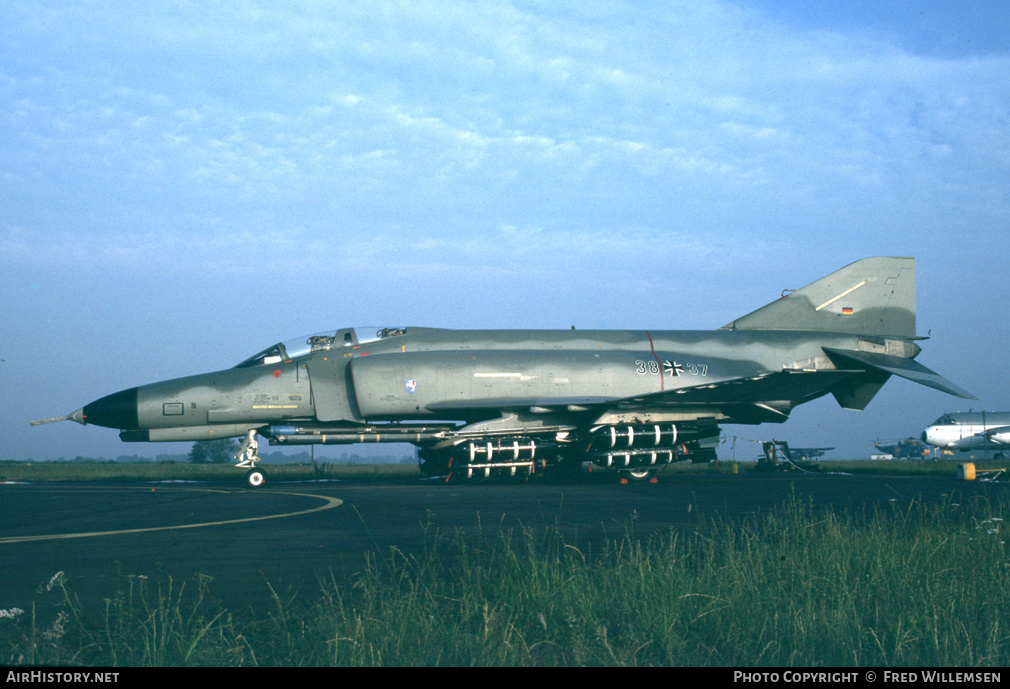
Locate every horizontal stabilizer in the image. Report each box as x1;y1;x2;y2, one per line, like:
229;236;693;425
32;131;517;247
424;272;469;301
822;347;976;400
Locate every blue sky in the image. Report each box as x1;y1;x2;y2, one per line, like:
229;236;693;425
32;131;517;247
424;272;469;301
3;1;1008;461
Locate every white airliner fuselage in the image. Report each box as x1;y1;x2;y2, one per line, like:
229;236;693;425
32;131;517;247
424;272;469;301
922;412;1010;452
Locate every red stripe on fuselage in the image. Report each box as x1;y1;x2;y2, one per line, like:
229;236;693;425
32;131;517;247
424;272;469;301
645;330;664;392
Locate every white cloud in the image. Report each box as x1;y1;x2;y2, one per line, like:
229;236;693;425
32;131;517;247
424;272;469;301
2;2;1009;299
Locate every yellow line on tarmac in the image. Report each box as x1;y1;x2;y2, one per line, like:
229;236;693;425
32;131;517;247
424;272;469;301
0;489;343;545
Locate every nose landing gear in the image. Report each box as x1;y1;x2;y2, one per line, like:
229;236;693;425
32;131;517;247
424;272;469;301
236;430;267;488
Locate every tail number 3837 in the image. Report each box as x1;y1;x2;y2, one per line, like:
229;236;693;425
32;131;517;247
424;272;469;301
635;360;708;377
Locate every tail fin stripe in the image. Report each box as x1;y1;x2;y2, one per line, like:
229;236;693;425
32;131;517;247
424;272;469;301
815;281;866;311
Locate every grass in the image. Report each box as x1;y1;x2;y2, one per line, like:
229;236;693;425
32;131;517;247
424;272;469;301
2;490;1009;666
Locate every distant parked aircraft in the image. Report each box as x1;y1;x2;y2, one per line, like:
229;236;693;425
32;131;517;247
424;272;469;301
873;437;931;459
760;441;833;463
922;412;1010;460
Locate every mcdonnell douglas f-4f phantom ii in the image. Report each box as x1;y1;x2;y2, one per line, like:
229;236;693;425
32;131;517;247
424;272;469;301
33;257;975;487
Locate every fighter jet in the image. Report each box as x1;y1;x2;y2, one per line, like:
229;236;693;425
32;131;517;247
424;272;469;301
33;256;974;487
922;411;1010;460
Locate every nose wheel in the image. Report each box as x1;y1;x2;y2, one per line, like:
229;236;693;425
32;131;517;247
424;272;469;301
245;467;267;488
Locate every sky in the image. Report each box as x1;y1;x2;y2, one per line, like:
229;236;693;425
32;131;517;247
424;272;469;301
2;1;1009;461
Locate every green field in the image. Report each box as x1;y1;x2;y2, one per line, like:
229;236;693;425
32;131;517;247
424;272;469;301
2;460;1008;666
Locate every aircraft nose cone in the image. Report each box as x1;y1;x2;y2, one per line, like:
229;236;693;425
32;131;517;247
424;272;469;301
83;387;139;429
921;427;943;447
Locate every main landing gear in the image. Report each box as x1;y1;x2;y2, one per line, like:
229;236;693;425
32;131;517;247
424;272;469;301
623;468;655;482
235;430;267;488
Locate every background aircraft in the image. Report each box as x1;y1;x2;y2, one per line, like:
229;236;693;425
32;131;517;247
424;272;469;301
759;441;834;463
33;257;974;486
872;437;932;459
922;411;1010;460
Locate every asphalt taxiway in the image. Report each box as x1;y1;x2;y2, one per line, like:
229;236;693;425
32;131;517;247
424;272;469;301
0;471;1001;616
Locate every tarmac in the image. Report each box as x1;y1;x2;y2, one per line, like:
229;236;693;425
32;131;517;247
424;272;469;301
0;471;1000;617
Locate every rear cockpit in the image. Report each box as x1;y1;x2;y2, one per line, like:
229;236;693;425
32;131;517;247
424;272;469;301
234;327;407;368
348;326;407;346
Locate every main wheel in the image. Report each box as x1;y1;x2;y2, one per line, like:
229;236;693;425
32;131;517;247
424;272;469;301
245;467;267;488
624;468;654;482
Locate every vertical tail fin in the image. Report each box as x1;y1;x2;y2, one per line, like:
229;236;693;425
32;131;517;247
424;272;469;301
720;257;916;338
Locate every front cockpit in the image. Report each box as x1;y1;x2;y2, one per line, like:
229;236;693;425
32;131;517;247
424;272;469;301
234;327;408;368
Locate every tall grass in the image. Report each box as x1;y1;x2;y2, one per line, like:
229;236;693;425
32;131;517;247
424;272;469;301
2;491;1008;666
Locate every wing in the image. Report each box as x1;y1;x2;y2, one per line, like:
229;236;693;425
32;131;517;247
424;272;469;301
618;369;860;405
429;369;866;425
979;426;1010;445
611;369;864;421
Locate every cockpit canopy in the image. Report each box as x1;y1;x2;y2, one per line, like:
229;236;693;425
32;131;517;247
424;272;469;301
234;327;407;368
